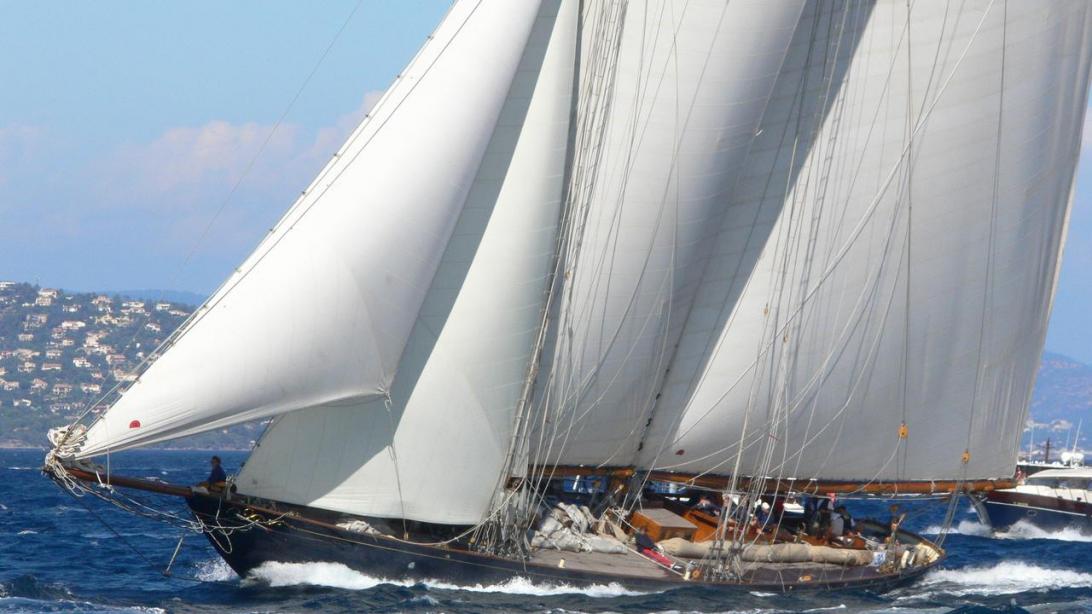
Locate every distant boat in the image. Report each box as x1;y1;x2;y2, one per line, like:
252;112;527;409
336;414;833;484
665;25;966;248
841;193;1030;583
44;0;1092;593
975;467;1092;535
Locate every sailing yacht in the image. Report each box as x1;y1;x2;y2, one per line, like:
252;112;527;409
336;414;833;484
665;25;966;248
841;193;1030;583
44;0;1092;592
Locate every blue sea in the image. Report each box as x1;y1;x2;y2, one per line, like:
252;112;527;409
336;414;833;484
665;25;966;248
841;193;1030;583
3;448;1092;613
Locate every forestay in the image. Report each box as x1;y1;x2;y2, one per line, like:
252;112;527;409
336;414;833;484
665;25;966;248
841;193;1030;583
74;0;549;459
640;0;1092;482
234;0;576;525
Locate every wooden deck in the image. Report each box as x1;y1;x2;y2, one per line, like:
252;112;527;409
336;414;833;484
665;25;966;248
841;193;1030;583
529;548;678;580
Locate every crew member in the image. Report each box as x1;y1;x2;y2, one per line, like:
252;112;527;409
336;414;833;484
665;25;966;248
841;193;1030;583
201;455;228;490
694;495;720;516
634;527;679;570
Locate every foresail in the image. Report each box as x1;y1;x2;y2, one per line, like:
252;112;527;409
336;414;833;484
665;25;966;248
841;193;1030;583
74;0;549;459
641;0;1092;483
528;0;808;469
233;0;576;525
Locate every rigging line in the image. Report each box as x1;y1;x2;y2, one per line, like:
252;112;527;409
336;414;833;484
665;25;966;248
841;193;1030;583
523;0;628;508
764;0;853;495
965;0;1007;463
61;0;474;446
655;214;911;479
587;0;745;469
641;1;840;472
547;0;682;421
652;0;998;444
898;0;915;482
57;485;238;587
626;0;793;473
533;0;628;451
529;0;692;476
478;0;589;546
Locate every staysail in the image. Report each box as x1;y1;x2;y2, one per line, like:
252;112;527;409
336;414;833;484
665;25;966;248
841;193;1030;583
233;0;576;525
528;0;809;469
637;0;1092;482
73;0;551;459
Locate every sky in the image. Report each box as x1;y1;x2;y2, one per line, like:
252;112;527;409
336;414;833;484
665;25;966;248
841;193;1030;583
1;2;1091;363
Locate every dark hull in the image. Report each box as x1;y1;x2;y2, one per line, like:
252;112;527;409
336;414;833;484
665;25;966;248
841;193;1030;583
980;490;1092;534
187;495;938;593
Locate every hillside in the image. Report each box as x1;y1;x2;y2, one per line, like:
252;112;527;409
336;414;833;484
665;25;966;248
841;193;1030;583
0;282;263;449
1028;351;1092;449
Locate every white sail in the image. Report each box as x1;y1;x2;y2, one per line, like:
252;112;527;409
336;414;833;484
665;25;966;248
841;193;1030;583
641;0;1092;482
529;0;808;469
74;0;548;459
634;0;872;473
232;0;576;525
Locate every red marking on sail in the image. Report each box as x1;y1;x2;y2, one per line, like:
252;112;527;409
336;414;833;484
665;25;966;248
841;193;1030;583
129;420;141;429
675;449;685;456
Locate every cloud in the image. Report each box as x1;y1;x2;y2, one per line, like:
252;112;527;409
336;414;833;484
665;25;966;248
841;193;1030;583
0;92;385;291
94;90;384;211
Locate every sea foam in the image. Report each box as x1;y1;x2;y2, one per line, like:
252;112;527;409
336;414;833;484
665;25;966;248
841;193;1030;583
920;561;1092;596
924;518;1092;542
244;560;650;597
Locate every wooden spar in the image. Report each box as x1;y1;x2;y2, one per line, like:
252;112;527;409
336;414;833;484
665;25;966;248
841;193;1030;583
55;465;195;498
524;465;1016;494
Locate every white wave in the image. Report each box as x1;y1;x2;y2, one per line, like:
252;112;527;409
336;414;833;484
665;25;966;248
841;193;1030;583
16;530;37;535
921;561;1092;596
194;558;238;582
921;519;992;537
426;575;650;597
998;519;1092;542
246;561;410;590
244;561;650;597
924;518;1092;542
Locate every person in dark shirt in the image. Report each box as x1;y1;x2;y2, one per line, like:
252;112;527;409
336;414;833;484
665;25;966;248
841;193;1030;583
633;527;680;570
205;455;227;487
693;495;721;516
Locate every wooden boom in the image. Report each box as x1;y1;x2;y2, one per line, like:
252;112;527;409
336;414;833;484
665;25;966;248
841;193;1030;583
528;466;1015;494
51;465;195;498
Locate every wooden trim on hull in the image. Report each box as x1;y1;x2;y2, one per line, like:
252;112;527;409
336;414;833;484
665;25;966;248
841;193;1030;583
527;466;1016;495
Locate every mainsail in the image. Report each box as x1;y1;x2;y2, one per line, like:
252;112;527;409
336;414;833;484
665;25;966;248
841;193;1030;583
637;0;1092;483
57;0;1092;529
